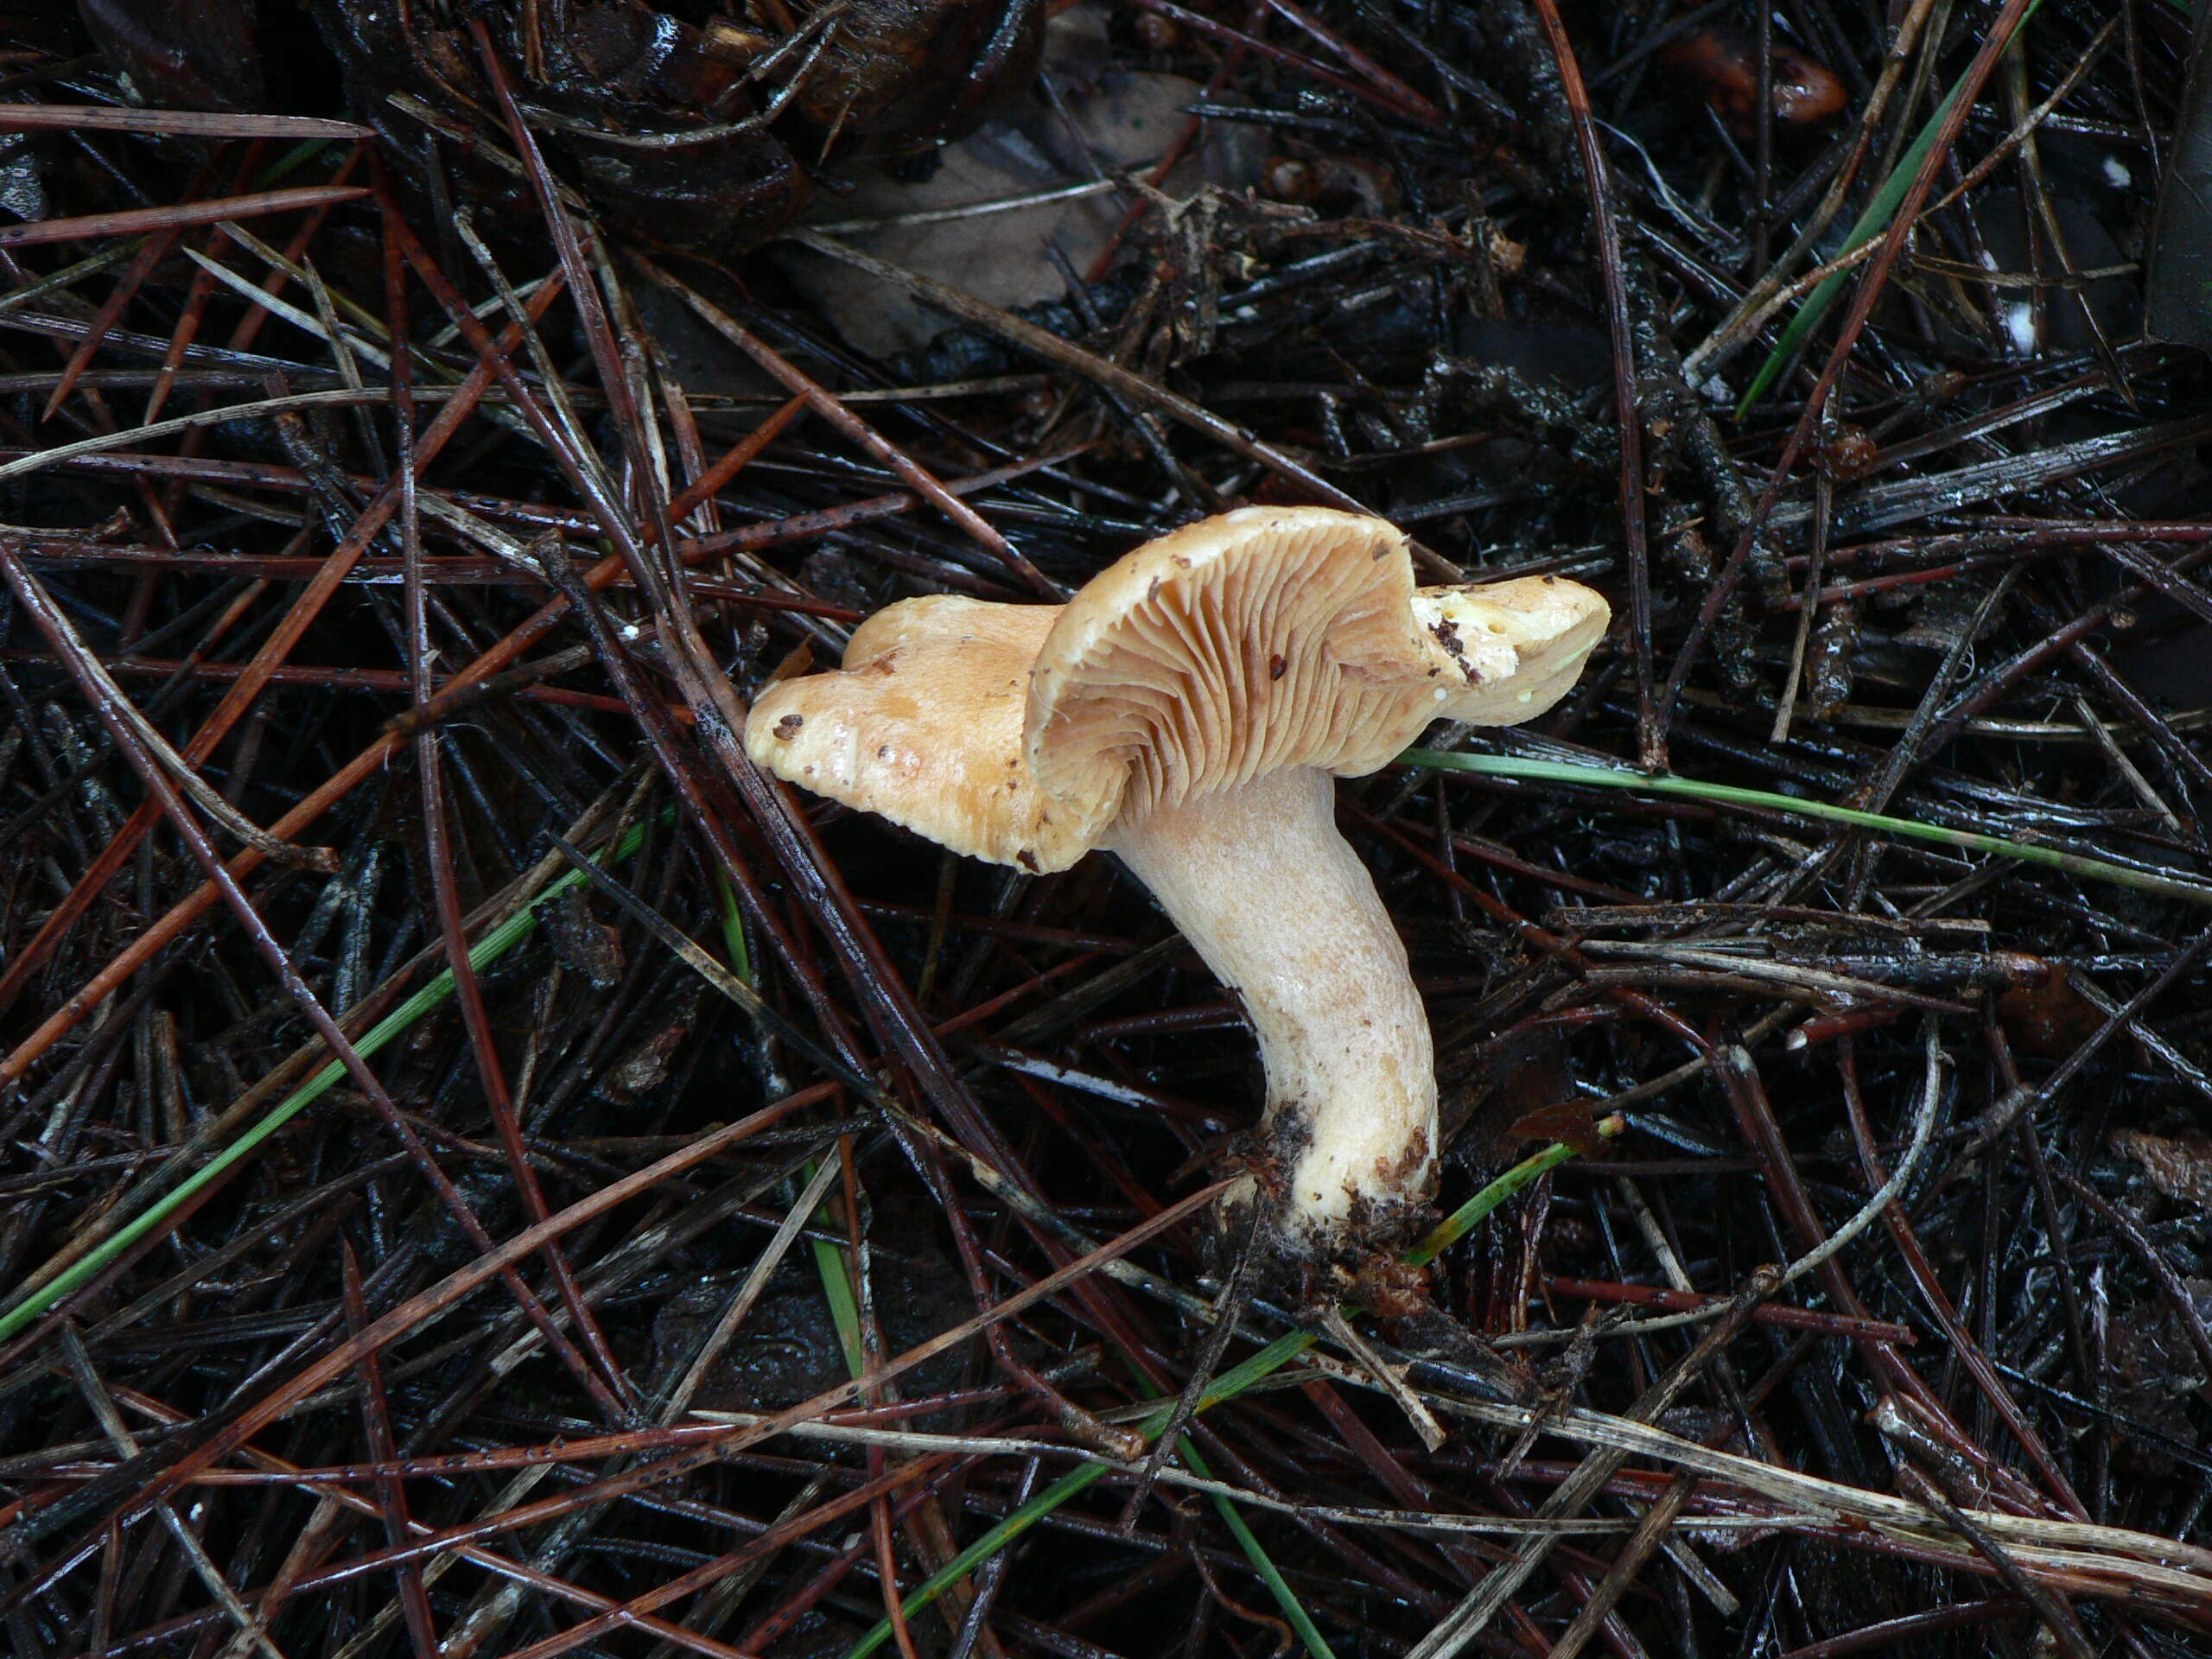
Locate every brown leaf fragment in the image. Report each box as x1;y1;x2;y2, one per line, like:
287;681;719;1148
597;1021;688;1103
1507;1096;1613;1156
1996;962;2103;1057
544;889;625;990
2112;1128;2212;1216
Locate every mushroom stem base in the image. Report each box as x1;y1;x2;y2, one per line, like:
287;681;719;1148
1109;767;1438;1259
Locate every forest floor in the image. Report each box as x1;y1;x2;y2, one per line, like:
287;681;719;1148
1;1;2209;1656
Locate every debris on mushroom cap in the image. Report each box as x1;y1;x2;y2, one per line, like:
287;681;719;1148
1412;574;1613;726
742;594;1110;873
1026;506;1609;826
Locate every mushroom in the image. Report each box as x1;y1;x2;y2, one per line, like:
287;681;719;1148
745;507;1608;1266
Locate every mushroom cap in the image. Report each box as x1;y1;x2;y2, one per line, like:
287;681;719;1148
1412;571;1614;727
742;594;1111;872
1026;505;1608;828
742;507;1610;870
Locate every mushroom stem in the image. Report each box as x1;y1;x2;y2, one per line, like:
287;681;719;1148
1108;766;1436;1255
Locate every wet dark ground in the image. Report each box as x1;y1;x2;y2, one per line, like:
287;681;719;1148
0;0;2209;1655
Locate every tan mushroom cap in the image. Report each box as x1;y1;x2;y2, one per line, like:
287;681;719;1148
743;506;1610;870
743;594;1110;872
1410;570;1615;726
1027;505;1609;827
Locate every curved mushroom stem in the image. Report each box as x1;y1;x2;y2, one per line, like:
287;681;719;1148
1108;767;1437;1259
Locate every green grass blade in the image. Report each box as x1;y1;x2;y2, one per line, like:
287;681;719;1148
1401;749;2212;910
842;1462;1113;1659
2;245;136;315
711;870;753;989
836;1163;1583;1659
1736;1;2040;415
0;822;655;1344
810;1186;868;1381
1198;1330;1329;1408
834;1352;1314;1659
261;138;336;187
1409;1141;1589;1266
1181;1434;1339;1659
